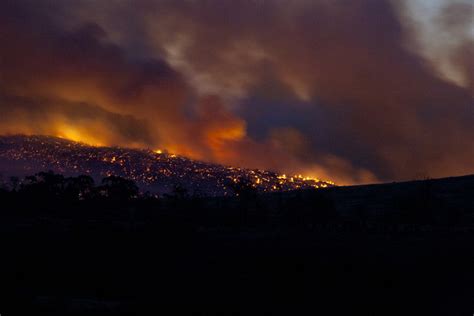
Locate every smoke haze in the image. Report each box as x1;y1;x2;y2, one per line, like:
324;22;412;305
1;0;473;184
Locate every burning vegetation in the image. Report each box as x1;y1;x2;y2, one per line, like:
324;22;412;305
0;135;334;196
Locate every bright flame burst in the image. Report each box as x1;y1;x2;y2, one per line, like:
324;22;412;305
55;125;103;147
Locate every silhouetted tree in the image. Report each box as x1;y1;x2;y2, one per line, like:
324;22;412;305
20;171;66;199
172;183;189;199
64;175;95;200
9;176;20;192
228;176;258;226
100;175;139;201
228;176;257;199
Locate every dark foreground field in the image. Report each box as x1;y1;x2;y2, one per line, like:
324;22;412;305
1;174;473;315
1;227;474;315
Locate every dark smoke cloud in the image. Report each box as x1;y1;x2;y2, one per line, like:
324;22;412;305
0;0;473;184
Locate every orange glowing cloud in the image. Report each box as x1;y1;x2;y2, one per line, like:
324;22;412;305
0;0;473;184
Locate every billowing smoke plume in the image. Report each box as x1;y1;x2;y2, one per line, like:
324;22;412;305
1;0;473;184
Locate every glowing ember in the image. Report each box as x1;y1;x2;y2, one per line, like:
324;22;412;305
0;135;335;196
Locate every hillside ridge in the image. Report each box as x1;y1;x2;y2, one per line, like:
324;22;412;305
0;134;334;196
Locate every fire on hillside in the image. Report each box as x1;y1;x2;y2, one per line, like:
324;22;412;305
0;135;335;196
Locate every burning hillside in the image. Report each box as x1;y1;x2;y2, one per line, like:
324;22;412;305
0;135;334;196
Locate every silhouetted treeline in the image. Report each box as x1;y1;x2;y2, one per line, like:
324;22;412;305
1;171;138;201
1;171;473;233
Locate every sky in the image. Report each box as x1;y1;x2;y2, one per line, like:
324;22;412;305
0;0;473;184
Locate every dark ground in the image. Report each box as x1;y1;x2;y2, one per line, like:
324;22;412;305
0;174;473;315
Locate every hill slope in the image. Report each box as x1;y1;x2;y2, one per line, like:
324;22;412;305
0;135;333;196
